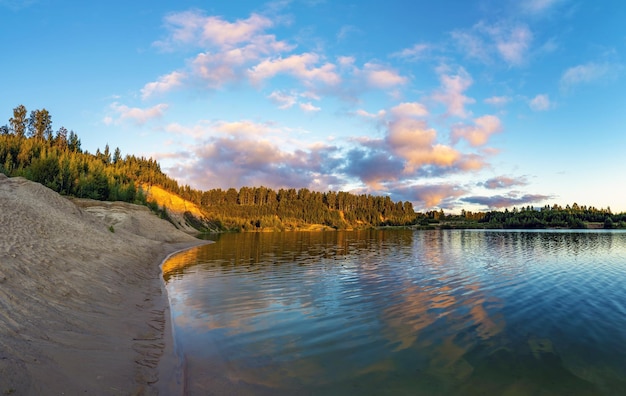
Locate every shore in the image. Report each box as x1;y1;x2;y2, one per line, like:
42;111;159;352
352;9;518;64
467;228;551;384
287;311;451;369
0;174;207;395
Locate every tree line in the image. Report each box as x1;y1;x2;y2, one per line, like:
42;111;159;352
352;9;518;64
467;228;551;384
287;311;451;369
1;104;624;231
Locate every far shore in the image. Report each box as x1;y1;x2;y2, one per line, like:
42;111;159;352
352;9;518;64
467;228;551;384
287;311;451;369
0;174;208;395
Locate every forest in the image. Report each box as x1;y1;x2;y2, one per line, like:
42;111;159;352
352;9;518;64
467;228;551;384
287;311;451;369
1;104;624;231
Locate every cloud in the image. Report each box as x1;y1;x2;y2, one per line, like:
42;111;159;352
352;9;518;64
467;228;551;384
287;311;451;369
451;115;502;146
141;71;186;99
337;25;361;41
462;193;551;209
355;108;386;120
484;96;511;106
361;63;408;89
299;102;321;112
480;176;528;189
392;43;431;61
559;62;615;90
495;25;532;66
268;90;298;109
342;147;404;189
432;66;475;118
520;0;563;14
248;53;341;86
161;119;343;191
149;10;293;91
452;22;533;67
390;102;428;118
529;94;552;111
154;11;275;50
106;102;168;125
392;183;467;209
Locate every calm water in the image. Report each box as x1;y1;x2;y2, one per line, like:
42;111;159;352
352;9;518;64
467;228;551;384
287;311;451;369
163;230;626;395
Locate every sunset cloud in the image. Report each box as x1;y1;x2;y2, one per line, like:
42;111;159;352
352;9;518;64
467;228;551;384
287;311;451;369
484;95;511;106
300;102;321;112
560;62;616;90
154;11;275;50
451;115;502;147
106;102;168;125
433;66;475;118
268;90;298;109
141;71;186;99
480;176;528;189
393;183;468;209
462;193;551;209
453;22;533;67
249;53;341;86
390;102;428;118
362;63;408;89
392;43;431;60
529;94;552;111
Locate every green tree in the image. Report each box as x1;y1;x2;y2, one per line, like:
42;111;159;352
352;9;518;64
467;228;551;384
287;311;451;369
10;105;28;138
28;109;53;141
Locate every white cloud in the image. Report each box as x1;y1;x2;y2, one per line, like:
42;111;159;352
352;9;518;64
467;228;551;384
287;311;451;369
355;109;386;120
529;94;552;111
560;62;613;90
392;43;430;60
107;102;168;125
453;22;533;67
248;53;341;86
362;62;407;89
154;11;275;50
521;0;563;14
268;90;298;109
484;96;511;106
390;102;428;119
299;102;321;112
141;71;186;99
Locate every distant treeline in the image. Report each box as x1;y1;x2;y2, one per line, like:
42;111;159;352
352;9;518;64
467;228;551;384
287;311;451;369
1;104;624;231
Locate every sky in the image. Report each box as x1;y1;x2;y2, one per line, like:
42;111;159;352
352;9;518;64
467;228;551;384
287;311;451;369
1;0;625;212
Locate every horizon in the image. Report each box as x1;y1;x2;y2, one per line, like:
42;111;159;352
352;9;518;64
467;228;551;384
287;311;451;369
1;0;625;212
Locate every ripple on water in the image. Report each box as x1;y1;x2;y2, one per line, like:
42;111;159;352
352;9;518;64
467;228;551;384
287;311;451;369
165;230;626;395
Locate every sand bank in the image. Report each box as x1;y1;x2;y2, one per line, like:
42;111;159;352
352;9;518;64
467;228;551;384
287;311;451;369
0;174;207;395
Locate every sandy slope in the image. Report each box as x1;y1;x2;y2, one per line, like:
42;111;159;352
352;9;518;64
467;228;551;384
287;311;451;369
0;174;206;395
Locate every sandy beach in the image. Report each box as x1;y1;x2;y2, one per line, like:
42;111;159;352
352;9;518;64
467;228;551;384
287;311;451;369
0;174;207;395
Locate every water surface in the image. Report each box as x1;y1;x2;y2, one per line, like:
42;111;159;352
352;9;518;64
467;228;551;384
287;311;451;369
164;230;626;395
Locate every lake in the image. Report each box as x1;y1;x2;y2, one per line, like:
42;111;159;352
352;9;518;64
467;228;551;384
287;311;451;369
162;229;626;395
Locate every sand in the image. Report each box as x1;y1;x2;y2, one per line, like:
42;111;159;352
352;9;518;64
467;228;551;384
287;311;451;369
0;174;208;395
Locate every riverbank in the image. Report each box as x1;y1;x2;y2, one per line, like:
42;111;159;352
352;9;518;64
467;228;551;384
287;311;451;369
0;174;207;395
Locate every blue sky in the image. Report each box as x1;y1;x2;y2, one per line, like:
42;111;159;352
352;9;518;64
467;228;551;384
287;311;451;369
1;0;625;212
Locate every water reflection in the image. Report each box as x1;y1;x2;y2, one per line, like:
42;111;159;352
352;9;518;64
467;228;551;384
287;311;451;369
164;230;626;395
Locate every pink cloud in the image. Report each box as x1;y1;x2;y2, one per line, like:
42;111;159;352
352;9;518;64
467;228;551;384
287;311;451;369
362;63;407;89
268;90;297;109
390;102;428;119
141;71;186;99
451;115;502;147
248;53;341;86
529;94;552;111
481;176;528;189
299;102;321;112
106;102;168;125
392;43;431;60
154;11;275;50
453;22;533;67
484;95;511;106
432;66;475;118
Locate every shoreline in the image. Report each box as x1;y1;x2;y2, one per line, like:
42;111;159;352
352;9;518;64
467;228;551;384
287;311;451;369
156;241;212;396
0;174;208;394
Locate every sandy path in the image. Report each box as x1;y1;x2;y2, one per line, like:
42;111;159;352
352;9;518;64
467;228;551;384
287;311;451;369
0;174;207;395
